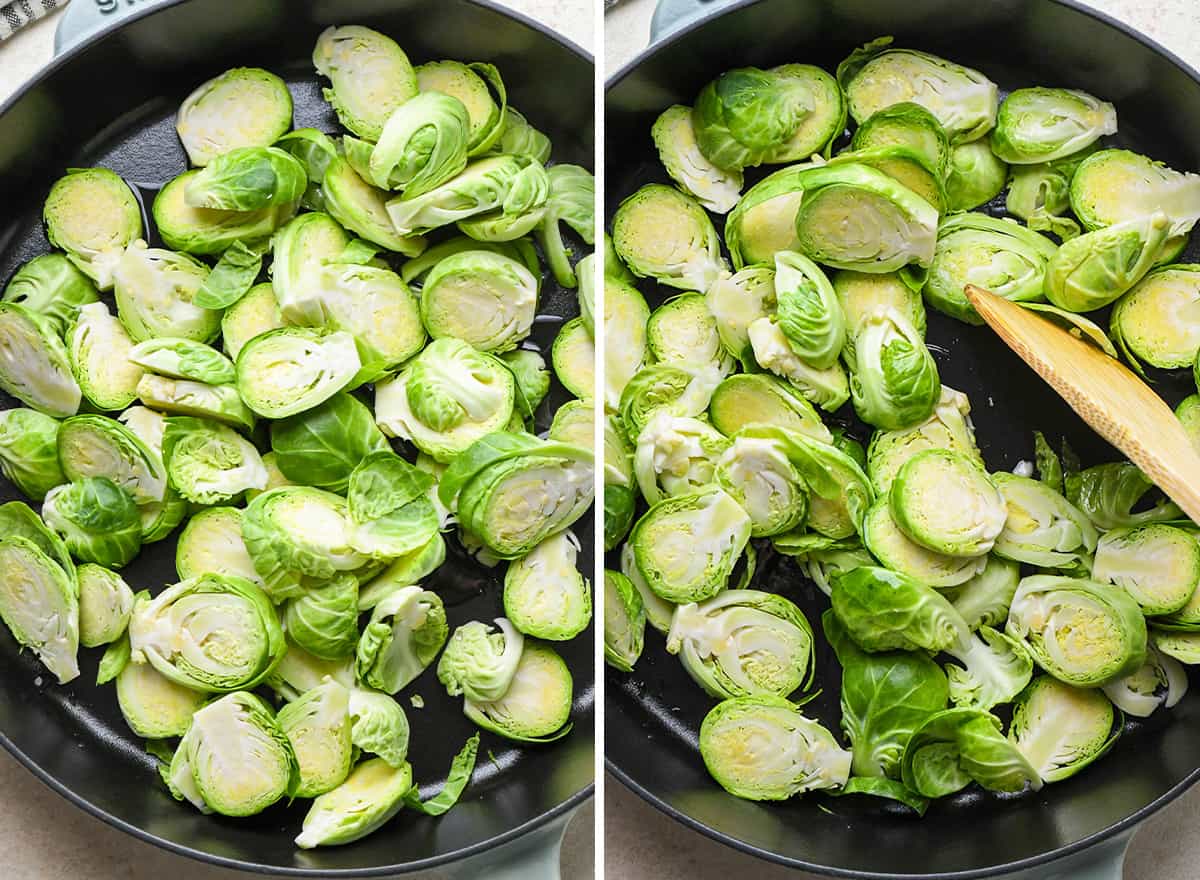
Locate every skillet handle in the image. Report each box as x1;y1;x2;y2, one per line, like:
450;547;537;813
650;0;734;42
53;0;172;55
443;807;578;880
1005;829;1132;880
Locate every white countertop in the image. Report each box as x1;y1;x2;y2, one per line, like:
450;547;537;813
0;3;592;879
603;1;1200;879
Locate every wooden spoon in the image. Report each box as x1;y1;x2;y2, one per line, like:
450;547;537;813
963;283;1200;525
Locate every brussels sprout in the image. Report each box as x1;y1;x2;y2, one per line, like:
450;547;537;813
0;536;79;683
619;363;719;441
236;327;360;418
401;234;538;285
668;589;814;700
704;265;774;366
791;163;939;273
152;171;287;255
611;184;727;291
767;63;847;162
293;756;411;848
43;477;142;568
862;498;986;587
945;140;1008;212
631;487;751;603
221;282;283;359
1102;646;1189;717
747;318;850;412
277;679;354;798
852;102;949;175
901;708;1039;798
1008;676;1118;783
991;88;1116;165
604;570;645;672
707;373;831;442
1044;213;1170;312
492;107;551;163
437;618;523;703
535;164;595;287
838;37;998;143
175;67;291;166
502;531;591;641
652;105;743;214
833;270;925;360
890;449;1005;557
420;251;537;352
111;632;203;733
270;212;349;324
0;408;65;500
723;163;815;270
2;253;98;333
458;159;551;243
849;306;939;431
368;92;470;195
1109;264;1200;370
1006;574;1147;686
267;638;354;702
944;555;1022;632
355;585;447;694
461;640;572;742
385;155;537;236
690;67;811;171
715;435;807;537
77;564;133;648
58;414;165;505
127;338;232;387
416;60;505;154
282;574;358;662
184;146;305;214
0;303;80;417
1070;148;1200;240
110;241;220;344
619;541;675;634
1092;524;1200;616
1178;396;1200;453
772;251;846;369
547;400;591;451
136;374;256;432
374;338;515;463
42;168;142;288
633;412;729;505
1152;629;1200;664
1070;461;1181;530
991;472;1097;569
829;145;947;213
700;695;851;801
604;277;651;409
345;451;439;560
344;686;410;767
162;416;267;505
323;157;427;256
312;26;416;140
129;573;283;691
270;393;389;493
275;128;338;211
175;506;262;585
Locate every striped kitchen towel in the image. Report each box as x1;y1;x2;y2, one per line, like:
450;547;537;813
0;0;62;40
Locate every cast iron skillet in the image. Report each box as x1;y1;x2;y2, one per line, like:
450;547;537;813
606;1;1200;877
0;1;593;875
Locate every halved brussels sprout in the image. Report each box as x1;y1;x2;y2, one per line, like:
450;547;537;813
58;413;165;505
355;585;448;694
420;251;537;352
604;277;650;409
945;140;1008;213
833;270;925;360
715;435;808;537
791;163;939;273
862;497;985;587
503;531;591;641
175;506;263;585
136;374;256;432
991;88;1116;165
652;105;743;214
901;708;1039;799
1092;524;1200;616
437;618;524;703
0;303;80;417
618;363;719;441
865;386;981;494
690;67;811;171
43;477;142;568
267;638;355;700
184;146;305;213
153;170;287;255
991;472;1097;569
668;589;814;700
313;26;416;141
294;757;412;849
1109;265;1200;369
548;399;593;450
700;695;851;801
705;265;775;366
829;145;947;213
724;163;818;269
374;338;515;463
611;184;727;291
271;393;389;494
1176;395;1200;452
43;168;142;287
707;373;830;442
852;101;949;175
172;691;297;817
162;416;267;504
0;408;65;501
348;686;410;767
1101;646;1188;717
747;318;850;412
773;251;845;370
368;91;470;195
0;536;79;683
462;159;552;244
838;38;998;143
631;486;751;603
462;641;572;742
849;306;939;431
550;317;595;402
1044;212;1170;312
1008;675;1118;783
176;67;292;166
1070;149;1200;238
604;570;645;672
492;107;551;163
1006;574;1147;686
111;241;219;343
765;63;847;162
285;574;359;662
113;638;205;736
633;412;729;505
417;60;505;155
129;337;235;385
890;449;1005;557
922;213;1058;325
1070;461;1181;530
77;564;133;648
385;155;535;236
277;678;354;798
270;211;349;324
221;282;283;360
129;573;284;691
236;327;360;418
322;157;427;256
645;298;727;384
2;252;98;333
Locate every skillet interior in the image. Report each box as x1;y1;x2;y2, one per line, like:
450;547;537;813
605;1;1200;876
0;0;594;874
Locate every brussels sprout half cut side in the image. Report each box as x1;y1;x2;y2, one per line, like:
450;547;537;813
176;67;293;166
890;449;1006;557
236;327;360;419
463;641;573;742
313;26;417;141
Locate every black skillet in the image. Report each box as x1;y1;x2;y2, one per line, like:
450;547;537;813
605;1;1200;877
0;0;593;875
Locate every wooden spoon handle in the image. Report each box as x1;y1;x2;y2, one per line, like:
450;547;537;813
964;284;1200;525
